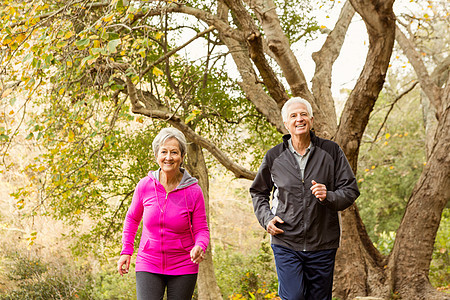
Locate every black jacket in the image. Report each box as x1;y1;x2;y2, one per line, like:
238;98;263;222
250;131;360;251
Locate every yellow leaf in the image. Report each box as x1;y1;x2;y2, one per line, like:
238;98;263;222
371;165;375;169
385;133;390;139
65;31;75;39
68;130;75;142
38;166;46;172
16;33;26;43
152;67;163;76
59;88;65;95
103;13;114;22
9;110;14;115
1;88;12;98
67;60;73;67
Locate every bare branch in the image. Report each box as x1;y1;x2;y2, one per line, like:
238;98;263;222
141;26;216;77
395;24;443;114
123;78;256;179
370;80;419;146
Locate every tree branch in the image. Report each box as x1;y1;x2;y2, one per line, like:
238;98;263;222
123;78;256;179
370;80;419;146
395;24;443;114
311;0;356;137
247;0;312;102
336;0;396;171
141;26;216;78
222;0;289;107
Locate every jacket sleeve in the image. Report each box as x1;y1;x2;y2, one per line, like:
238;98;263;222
120;180;144;255
321;146;360;211
191;186;210;253
250;154;275;230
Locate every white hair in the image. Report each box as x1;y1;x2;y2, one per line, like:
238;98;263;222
152;127;187;157
281;97;314;121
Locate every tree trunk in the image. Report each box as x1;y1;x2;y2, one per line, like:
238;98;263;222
185;143;223;300
331;0;396;298
387;78;450;300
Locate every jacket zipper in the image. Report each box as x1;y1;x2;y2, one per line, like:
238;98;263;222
302;178;307;251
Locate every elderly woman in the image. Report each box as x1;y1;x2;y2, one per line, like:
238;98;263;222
117;127;210;300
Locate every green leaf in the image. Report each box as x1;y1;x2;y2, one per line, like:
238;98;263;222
91;48;107;55
75;38;90;50
22;53;33;63
56;40;68;48
80;55;96;68
0;134;10;141
107;39;121;53
107;32;120;40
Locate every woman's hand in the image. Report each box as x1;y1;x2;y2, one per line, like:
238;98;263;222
190;245;205;264
117;254;131;276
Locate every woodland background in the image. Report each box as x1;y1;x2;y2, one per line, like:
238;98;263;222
0;0;449;299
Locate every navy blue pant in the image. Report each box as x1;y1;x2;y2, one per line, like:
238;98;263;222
271;244;337;300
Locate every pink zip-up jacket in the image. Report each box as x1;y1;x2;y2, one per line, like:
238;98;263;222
121;169;210;275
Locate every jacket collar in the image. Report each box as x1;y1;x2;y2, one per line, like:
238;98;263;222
282;130;317;148
149;168;198;190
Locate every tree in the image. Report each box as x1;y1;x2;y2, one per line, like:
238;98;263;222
1;0;448;299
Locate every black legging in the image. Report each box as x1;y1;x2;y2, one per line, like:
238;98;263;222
136;272;198;300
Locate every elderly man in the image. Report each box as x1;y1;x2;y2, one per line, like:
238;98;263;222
250;97;360;300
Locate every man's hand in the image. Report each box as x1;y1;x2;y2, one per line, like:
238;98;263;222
267;216;285;236
311;180;327;201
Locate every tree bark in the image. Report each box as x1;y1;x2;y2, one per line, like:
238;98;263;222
311;1;355;138
330;0;396;298
386;23;450;300
388;96;450;299
185;142;223;300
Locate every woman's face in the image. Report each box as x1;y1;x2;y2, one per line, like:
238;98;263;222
157;138;183;174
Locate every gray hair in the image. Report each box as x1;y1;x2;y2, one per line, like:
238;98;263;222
281;97;314;122
152;127;187;157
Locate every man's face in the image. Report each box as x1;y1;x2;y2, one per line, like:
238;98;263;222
284;102;313;136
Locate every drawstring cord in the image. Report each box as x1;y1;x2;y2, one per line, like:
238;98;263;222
154;182;195;243
185;189;195;243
